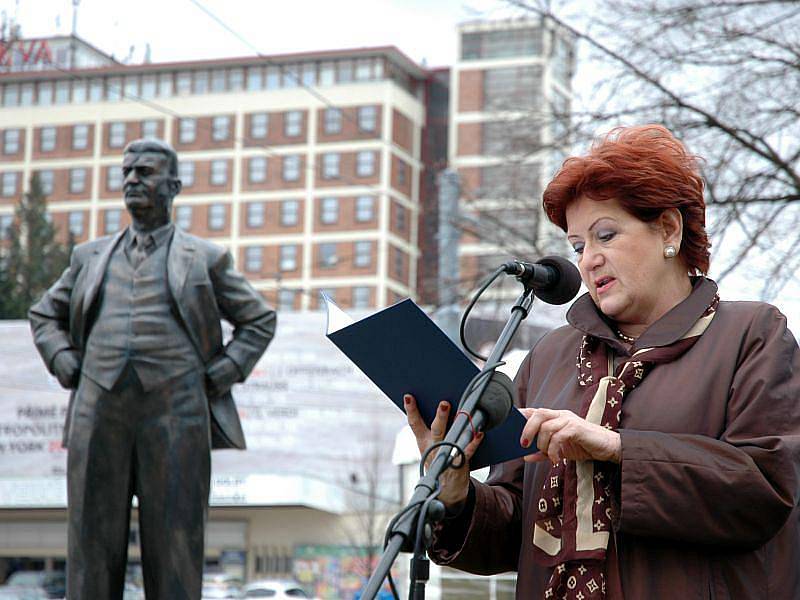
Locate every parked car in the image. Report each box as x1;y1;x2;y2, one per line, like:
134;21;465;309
201;583;243;599
0;586;50;600
243;579;318;599
3;571;65;599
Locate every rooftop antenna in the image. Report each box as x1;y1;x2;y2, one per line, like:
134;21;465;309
70;0;80;69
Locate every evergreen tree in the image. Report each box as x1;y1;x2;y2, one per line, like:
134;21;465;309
0;173;72;318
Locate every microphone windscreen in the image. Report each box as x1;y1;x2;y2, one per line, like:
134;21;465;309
478;371;515;431
534;255;582;305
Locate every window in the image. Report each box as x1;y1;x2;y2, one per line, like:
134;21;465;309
55;81;70;104
208;204;226;230
89;79;104;102
483;66;541;111
38;170;54;195
20;84;34;106
107;166;123;191
106;77;122;101
265;66;280;89
249;157;267;183
141;120;159;139
282;64;299;88
319;242;338;268
123;76;139;99
338;60;354;83
396;204;407;232
3;84;19;106
320;288;336;303
355;196;374;222
179;118;196;144
321;153;340;179
229;69;244;91
279;245;297;271
193;70;209;94
72;124;89;150
38;82;53;105
246;202;265;228
212;116;230;141
210;160;228;185
352;286;370;308
355;58;372;81
320;197;338;224
282;155;301;182
72;81;87;103
281;200;299;226
247;67;263;91
301;63;316;86
158;73;173;97
358;106;377;132
319;62;335;86
354;241;372;267
69;169;87;194
211;70;227;93
175;205;193;230
2;172;17;196
108;122;126;148
68;211;84;236
393;247;404;277
278;289;297;311
3;129;19;154
40;127;57;152
244;246;262;272
250;113;268;139
178;161;195;187
176;72;192;95
284;111;302;137
105;209;121;234
461;27;542;60
141;76;156;99
323;108;342;134
397;161;407;186
356;151;375;177
0;214;13;239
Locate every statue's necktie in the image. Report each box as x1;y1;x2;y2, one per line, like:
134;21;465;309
130;234;153;269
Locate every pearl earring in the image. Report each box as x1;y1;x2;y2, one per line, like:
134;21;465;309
664;245;677;258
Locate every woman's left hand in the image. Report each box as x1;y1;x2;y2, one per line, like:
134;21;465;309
519;408;622;464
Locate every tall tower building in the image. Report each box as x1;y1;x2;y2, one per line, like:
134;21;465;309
450;18;575;297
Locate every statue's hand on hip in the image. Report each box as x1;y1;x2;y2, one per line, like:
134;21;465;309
205;356;241;398
53;349;82;389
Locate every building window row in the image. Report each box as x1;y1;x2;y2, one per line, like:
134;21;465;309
322;106;377;134
0;56;389;108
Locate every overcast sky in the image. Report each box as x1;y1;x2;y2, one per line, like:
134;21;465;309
3;0;515;68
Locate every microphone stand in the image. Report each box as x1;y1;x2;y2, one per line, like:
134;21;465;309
361;284;535;600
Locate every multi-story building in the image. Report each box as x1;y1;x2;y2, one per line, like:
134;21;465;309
0;36;429;310
449;18;575;296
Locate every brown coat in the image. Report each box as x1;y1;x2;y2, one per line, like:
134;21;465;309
431;278;800;599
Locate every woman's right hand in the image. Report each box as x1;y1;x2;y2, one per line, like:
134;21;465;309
404;393;484;508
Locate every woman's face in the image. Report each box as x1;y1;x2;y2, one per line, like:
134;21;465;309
566;195;686;332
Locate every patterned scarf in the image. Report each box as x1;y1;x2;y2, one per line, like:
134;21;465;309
532;295;719;600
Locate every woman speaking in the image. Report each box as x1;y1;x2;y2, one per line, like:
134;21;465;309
405;125;800;599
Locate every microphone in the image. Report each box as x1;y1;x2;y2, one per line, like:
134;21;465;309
501;255;582;305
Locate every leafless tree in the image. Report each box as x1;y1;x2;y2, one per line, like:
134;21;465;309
500;0;800;298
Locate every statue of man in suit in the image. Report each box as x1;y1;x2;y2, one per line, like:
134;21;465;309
29;139;276;600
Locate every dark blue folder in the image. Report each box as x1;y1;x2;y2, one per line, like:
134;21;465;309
325;296;535;469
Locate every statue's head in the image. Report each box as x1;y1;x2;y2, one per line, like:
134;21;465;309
122;138;182;229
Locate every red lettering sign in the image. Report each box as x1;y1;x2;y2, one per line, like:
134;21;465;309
0;39;54;70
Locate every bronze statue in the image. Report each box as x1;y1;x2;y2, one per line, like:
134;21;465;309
29;139;276;599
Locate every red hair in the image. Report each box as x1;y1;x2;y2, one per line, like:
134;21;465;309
543;125;710;273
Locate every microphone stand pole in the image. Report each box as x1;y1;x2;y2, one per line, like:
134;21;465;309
361;285;535;600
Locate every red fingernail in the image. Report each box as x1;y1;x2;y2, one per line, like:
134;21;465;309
440;402;449;411
521;438;530;448
403;395;411;404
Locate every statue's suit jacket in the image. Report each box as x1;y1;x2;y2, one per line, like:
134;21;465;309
29;226;277;450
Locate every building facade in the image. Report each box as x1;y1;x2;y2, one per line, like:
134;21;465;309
0;41;428;310
449;18;574;296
